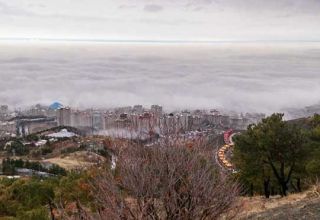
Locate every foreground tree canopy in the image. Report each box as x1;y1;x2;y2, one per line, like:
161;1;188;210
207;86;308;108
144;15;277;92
233;113;320;197
82;144;240;220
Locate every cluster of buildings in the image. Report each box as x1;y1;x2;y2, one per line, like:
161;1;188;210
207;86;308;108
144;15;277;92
0;102;265;138
55;105;264;135
0;105;16;137
285;103;320;119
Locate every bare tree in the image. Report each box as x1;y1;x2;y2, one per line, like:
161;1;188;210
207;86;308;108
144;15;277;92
75;139;241;220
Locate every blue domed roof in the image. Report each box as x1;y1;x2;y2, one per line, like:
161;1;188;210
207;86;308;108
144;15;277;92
49;102;63;110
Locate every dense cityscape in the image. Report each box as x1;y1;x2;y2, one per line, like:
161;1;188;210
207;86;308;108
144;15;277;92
0;102;266;139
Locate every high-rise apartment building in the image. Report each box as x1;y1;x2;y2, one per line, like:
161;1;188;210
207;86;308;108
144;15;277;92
57;107;71;126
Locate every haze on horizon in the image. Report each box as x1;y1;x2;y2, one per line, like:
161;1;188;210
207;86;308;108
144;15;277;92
1;42;320;115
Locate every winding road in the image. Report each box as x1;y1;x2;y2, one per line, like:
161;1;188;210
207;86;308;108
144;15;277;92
216;130;238;171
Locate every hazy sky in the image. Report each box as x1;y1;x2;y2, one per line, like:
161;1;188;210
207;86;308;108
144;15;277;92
1;0;320;41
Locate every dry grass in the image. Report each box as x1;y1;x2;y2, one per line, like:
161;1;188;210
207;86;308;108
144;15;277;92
306;182;320;198
233;184;320;220
237;194;306;217
44;157;91;170
44;151;105;170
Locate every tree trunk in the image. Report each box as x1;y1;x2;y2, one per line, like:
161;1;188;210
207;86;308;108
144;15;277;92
271;186;275;196
250;183;254;197
297;178;301;192
290;181;298;192
264;178;270;198
281;182;288;196
48;200;55;220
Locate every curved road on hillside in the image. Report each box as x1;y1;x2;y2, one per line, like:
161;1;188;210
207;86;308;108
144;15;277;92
215;131;238;171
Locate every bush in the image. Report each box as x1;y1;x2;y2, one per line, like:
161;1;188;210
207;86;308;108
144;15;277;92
2;159;67;176
7;141;29;156
61;147;79;154
41;146;53;155
48;164;67;176
17;207;50;220
82;143;240;220
25;134;39;142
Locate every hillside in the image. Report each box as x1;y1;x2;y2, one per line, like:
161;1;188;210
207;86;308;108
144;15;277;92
236;185;320;220
245;197;320;219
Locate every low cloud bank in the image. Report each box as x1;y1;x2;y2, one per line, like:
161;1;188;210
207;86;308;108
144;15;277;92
0;42;319;114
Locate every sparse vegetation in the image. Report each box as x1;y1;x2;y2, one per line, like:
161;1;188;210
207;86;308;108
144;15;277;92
2;158;67;176
5;140;29;156
1;115;320;219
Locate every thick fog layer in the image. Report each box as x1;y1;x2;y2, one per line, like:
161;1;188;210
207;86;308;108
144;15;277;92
0;42;319;113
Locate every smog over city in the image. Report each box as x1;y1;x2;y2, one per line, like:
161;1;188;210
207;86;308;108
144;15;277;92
0;42;320;114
